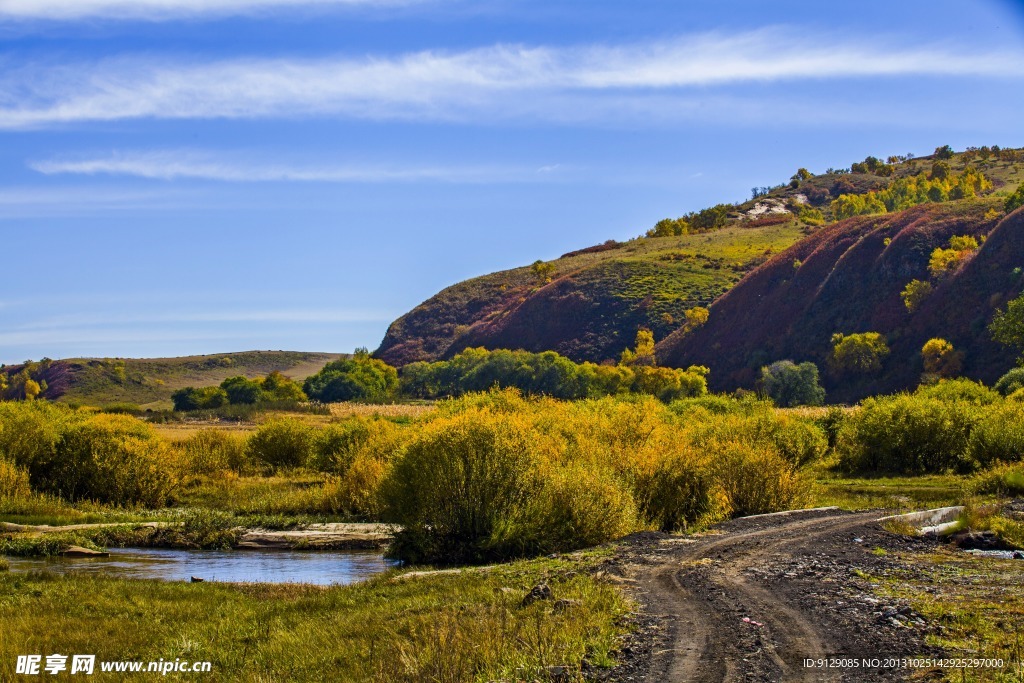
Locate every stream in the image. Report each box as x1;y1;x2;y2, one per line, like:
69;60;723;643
3;547;400;585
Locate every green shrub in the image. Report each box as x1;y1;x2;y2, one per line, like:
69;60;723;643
712;441;809;516
0;401;79;471
836;394;978;474
995;368;1024;396
915;378;1000;405
968;463;1024;497
311;419;373;472
0;459;31;499
304;350;399;403
246;419;315;470
759;360;826;407
381;410;543;565
174;429;250;476
634;446;726;531
524;462;638;551
29;414;176;507
966;403;1024;468
171;386;229;411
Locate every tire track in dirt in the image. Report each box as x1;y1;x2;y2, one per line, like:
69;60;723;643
619;509;887;683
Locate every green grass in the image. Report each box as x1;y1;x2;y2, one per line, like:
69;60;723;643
810;470;965;511
876;549;1024;682
0;551;628;682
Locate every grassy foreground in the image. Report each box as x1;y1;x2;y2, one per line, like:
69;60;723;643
0;551;627;682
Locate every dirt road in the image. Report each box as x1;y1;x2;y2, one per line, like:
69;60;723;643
602;508;941;683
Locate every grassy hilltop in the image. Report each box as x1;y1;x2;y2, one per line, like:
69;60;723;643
1;351;343;410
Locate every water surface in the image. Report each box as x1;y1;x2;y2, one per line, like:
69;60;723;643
4;547;399;585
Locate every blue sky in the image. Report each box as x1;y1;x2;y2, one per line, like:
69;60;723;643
1;0;1023;363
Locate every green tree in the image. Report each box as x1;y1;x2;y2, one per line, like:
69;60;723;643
620;329;656;367
934;145;954;160
794;168;812;181
683;306;710;331
1006;184;1024;213
759;360;825;407
220;376;264;405
530;260;555;284
921;338;962;378
901;279;933;312
303;350;399;403
829;332;890;374
990;293;1024;361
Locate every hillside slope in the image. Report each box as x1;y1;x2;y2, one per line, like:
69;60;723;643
376;221;808;365
657;200;1023;401
377;147;1024;368
3;351;342;409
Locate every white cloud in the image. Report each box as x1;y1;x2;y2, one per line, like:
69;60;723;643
30;150;563;183
0;30;1018;128
0;0;420;21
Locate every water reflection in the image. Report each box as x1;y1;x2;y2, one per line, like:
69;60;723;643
4;547;400;585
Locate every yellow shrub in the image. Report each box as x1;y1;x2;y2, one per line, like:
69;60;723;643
0;459;31;499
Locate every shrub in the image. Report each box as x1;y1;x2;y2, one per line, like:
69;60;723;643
836;394;978;474
829;332;890;375
171;386;229;411
30;414;176;507
0;459;31;499
523;462;638;552
759;360;826;407
303;350;399;403
901;279;932;312
968;463;1024;497
633;446;726;531
0;401;78;471
381;410;542;564
995;367;1024;396
246;419;315;470
1006;183;1024;213
174;429;250;476
915;378;1000;405
966;403;1024;468
711;441;809;516
921;338;962;378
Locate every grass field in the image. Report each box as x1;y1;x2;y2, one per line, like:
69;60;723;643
0;550;627;682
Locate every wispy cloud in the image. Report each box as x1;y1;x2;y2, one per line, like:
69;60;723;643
0;0;421;21
0;185;191;217
0;30;1019;128
29;150;565;183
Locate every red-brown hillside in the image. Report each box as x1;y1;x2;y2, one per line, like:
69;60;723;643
656;200;1024;401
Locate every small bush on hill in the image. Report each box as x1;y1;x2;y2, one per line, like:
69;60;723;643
829;332;890;375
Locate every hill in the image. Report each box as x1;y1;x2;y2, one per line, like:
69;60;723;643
376;220;808;365
377;146;1024;368
2;351;342;409
656;200;1024;402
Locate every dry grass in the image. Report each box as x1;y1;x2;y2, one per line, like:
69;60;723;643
328;402;436;420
